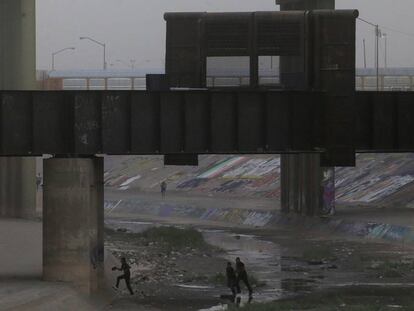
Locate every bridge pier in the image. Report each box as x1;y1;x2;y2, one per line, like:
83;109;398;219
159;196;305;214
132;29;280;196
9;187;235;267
43;157;104;294
281;154;335;216
0;0;37;219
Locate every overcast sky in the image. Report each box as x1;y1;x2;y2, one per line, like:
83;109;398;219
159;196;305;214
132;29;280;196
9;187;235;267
36;0;414;71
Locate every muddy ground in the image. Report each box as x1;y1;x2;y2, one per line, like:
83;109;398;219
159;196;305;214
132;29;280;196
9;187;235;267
104;217;414;311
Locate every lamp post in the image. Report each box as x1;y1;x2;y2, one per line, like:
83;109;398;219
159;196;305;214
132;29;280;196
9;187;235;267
381;33;388;69
358;18;381;91
80;36;107;70
51;47;75;71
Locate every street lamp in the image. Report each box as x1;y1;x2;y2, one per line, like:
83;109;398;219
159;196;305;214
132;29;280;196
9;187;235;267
80;36;107;70
358;18;381;91
51;47;75;71
381;33;388;69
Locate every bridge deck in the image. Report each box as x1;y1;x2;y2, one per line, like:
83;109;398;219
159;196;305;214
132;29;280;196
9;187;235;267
1;90;414;164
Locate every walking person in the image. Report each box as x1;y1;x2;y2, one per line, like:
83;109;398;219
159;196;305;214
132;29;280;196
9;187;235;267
160;180;167;198
226;262;237;298
112;257;134;295
36;173;42;191
235;257;253;298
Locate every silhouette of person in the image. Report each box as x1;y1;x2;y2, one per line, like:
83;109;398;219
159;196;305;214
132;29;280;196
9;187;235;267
160;181;167;198
235;257;253;297
112;257;134;295
36;173;42;190
226;262;237;298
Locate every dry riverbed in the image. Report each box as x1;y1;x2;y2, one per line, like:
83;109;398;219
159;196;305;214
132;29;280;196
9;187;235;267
104;220;414;311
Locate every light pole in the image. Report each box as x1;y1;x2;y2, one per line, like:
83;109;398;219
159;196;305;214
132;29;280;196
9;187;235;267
80;36;107;70
381;33;388;68
363;39;367;69
51;47;75;71
358;18;381;91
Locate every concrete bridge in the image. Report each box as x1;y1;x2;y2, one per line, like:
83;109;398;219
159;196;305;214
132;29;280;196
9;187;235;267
2;0;414;295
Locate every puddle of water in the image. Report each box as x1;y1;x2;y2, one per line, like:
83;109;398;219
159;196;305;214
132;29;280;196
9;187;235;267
199;296;255;311
105;220;169;233
202;230;282;289
281;279;316;292
176;284;214;290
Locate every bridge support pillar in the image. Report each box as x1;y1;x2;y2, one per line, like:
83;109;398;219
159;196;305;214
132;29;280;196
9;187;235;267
281;154;335;216
0;0;37;219
43;157;104;294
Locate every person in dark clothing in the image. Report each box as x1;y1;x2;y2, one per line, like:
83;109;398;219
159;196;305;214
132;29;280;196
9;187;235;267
36;173;42;190
226;262;237;297
112;257;134;295
235;257;253;297
160;181;167;198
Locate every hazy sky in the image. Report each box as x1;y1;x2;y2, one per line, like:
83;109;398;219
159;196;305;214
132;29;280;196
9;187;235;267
36;0;414;71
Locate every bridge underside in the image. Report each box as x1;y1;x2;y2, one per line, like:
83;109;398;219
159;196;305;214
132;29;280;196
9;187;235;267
1;91;414;163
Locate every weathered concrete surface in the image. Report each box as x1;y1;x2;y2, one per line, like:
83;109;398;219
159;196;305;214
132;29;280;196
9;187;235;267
0;0;37;220
0;218;41;278
0;157;36;219
0;219;113;310
43;157;104;294
280;154;334;215
0;0;36;90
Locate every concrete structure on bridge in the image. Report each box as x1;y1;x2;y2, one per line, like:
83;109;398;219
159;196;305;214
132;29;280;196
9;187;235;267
0;0;37;219
164;0;354;215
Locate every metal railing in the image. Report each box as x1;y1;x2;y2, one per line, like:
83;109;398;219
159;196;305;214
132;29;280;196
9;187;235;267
57;75;414;91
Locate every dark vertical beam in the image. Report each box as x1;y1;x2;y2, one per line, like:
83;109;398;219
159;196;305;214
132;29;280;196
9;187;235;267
250;14;259;88
279;0;337;216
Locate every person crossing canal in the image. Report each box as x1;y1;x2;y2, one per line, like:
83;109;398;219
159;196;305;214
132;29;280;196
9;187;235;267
112;257;134;295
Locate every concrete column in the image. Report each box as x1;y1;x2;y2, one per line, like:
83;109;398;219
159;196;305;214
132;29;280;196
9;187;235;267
281;154;335;216
0;0;37;219
0;0;36;89
43;157;104;294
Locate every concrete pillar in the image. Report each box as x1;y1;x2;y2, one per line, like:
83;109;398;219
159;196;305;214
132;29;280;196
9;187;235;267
0;0;37;219
281;154;335;216
43;157;104;294
0;0;36;89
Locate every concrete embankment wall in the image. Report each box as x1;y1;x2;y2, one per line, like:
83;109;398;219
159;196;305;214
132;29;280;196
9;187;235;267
105;153;414;208
105;199;414;244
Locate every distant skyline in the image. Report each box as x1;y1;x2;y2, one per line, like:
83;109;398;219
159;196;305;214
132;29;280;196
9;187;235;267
37;0;414;71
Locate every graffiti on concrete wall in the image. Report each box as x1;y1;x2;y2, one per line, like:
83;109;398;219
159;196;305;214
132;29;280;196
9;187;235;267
322;168;335;215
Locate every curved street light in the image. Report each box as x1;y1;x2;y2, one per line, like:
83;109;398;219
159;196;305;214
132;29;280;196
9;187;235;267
80;36;107;70
51;47;75;71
